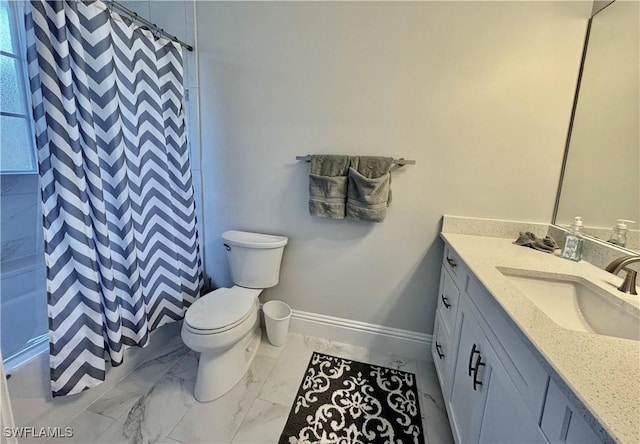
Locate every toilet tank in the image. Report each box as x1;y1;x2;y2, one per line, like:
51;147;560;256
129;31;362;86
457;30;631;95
222;230;288;289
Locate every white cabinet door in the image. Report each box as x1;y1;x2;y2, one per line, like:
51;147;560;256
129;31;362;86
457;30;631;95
541;379;602;444
448;298;490;444
477;343;547;444
449;296;546;444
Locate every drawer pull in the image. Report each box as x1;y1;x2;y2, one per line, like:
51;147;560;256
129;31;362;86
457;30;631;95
446;257;457;268
468;343;479;376
472;354;485;391
435;342;444;359
441;294;452;309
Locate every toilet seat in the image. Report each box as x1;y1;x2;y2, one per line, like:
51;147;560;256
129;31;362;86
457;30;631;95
185;287;260;334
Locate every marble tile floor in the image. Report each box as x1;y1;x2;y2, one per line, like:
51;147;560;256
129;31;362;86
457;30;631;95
23;331;453;444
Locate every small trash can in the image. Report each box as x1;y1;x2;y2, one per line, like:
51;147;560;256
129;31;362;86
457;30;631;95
263;300;292;347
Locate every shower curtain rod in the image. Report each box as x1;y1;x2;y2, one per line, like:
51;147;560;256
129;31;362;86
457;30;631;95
107;1;194;52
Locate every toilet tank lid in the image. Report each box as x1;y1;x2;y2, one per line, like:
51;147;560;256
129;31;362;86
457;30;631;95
222;230;288;249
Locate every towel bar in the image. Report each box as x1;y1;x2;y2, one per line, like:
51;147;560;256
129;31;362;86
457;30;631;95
295;155;415;166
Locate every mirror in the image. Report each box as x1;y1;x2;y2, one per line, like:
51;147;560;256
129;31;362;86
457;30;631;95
553;0;639;252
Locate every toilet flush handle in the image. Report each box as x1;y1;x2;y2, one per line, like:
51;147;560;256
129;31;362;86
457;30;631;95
223;243;231;251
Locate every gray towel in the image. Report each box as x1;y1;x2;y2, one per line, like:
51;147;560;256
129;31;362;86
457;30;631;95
309;155;351;219
346;156;394;223
513;232;559;253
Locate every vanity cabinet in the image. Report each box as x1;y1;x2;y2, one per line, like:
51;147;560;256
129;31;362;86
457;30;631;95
435;240;606;444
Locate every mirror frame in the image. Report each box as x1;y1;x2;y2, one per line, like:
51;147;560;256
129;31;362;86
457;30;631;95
551;0;638;254
551;16;592;225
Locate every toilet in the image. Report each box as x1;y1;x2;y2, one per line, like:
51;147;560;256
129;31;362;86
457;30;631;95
181;230;288;402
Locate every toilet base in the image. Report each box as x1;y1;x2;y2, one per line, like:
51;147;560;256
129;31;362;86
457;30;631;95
193;322;261;402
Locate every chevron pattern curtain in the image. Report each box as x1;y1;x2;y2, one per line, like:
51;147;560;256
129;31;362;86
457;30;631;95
25;1;203;396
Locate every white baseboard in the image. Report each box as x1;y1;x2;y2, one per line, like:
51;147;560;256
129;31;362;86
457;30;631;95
262;306;433;361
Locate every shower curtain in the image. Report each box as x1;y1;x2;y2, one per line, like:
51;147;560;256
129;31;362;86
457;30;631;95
25;0;203;396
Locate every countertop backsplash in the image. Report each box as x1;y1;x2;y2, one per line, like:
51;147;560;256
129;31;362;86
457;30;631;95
548;224;640;272
441;215;549;239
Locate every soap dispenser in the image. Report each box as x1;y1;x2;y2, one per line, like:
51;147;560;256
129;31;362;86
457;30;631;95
561;216;584;262
608;219;635;248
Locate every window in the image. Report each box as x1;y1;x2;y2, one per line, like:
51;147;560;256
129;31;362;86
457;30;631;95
0;0;36;173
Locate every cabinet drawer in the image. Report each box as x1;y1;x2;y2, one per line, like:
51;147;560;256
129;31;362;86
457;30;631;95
432;311;451;396
438;268;460;334
467;275;549;419
443;244;467;290
541;379;601;444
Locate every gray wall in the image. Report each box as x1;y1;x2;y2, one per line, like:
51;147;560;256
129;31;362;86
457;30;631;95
195;1;591;335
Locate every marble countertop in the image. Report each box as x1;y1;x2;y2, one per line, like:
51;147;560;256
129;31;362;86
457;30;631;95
441;233;640;444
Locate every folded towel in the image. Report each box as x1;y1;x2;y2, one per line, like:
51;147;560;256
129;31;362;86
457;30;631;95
346;156;394;222
513;232;559;253
309;155;350;219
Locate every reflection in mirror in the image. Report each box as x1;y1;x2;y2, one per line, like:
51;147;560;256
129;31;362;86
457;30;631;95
554;0;639;252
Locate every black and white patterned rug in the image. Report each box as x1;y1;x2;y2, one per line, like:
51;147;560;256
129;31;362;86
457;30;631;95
279;352;424;444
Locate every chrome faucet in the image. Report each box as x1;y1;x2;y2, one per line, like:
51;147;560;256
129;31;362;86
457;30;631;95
605;255;640;295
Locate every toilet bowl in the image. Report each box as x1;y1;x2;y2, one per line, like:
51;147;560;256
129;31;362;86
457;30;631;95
182;286;262;401
181;230;288;402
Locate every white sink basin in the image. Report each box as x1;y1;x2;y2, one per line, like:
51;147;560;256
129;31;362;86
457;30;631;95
498;269;640;341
